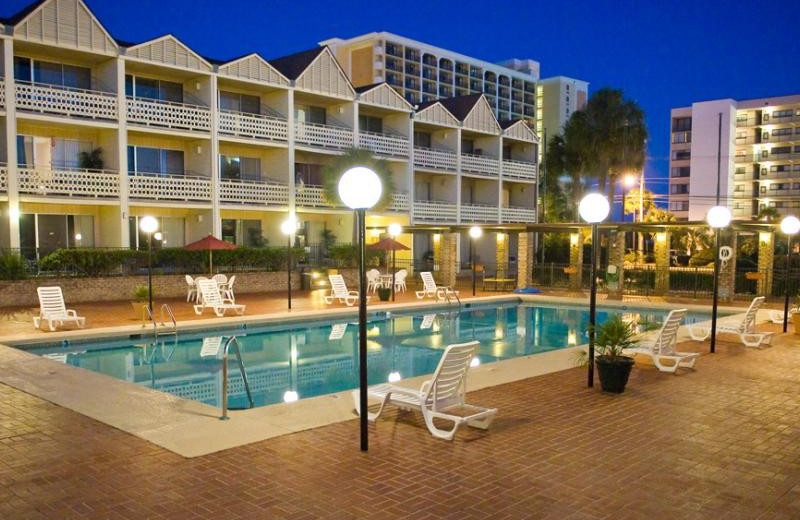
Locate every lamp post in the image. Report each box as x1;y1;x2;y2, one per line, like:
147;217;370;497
281;216;297;310
780;216;800;332
388;223;402;301
139;216;159;314
579;193;610;388
706;205;732;353
468;226;482;296
338;166;382;452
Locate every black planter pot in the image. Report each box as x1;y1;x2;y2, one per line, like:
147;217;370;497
595;356;635;393
377;288;392;301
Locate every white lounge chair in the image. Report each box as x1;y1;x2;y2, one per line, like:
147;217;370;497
194;279;246;317
324;274;366;306
33;286;86;331
221;274;236;302
353;341;497;440
769;307;797;324
420;313;436;330
689;296;774;348
329;323;347;340
185;274;196;302
415;271;458;300
624;309;700;373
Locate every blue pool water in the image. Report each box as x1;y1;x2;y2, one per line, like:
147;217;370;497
25;303;710;409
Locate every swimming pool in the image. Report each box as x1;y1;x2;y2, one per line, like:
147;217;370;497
24;302;710;410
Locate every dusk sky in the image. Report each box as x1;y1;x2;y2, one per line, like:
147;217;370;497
4;0;799;201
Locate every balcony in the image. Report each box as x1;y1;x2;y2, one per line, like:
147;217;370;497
0;165;8;191
501;206;536;223
766;152;800;161
0;77;4;109
761;169;800;180
763;133;799;143
127;97;211;132
766;114;800;124
387;191;409;212
460;203;498;223
414;147;457;171
502;160;537;181
734;154;755;163
296;184;335;208
461;153;500;177
129;173;211;202
413;200;457;222
359;131;409;157
218;110;288;142
219;178;288;206
294;121;353;150
18;168;119;198
15;82;117;120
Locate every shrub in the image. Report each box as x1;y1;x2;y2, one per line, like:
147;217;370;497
132;285;149;301
38;248;140;276
688;248;715;267
0;252;28;280
328;245;381;268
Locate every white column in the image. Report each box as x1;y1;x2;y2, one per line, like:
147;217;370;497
407;114;415;224
352;100;359;147
497;135;504;224
455;126;462;224
3;40;19;249
115;57;130;247
286;88;295;212
209;74;221;237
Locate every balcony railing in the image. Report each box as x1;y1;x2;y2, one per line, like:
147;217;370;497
218;110;288;142
502;159;537;181
461;203;499;223
0;77;4;109
0;166;7;192
15;82;117;120
359;131;409;157
501;206;536;223
129;173;211;202
414;147;457;171
763;133;799;143
735;117;757;127
761;169;800;180
388;191;409;212
413;200;457;222
294;121;353;150
461;153;499;177
18;167;119;198
294;185;329;208
127;97;211;132
766;152;800;161
734;154;755;163
765;114;800;124
219;178;288;206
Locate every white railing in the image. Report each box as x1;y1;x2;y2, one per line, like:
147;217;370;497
0;166;7;192
501;206;536;223
296;185;335;208
219;178;288;206
414;147;457;171
461;153;500;177
763;133;799;143
294;121;353;150
18;168;119;198
218;110;288;142
502;159;537;181
358;131;409;157
413;200;457;222
0;77;4;109
460;203;499;223
15;82;117;120
129;173;211;201
388;192;409;212
127;97;211;132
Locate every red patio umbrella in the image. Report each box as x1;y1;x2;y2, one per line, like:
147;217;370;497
184;234;237;275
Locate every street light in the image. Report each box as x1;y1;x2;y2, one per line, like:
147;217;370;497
780;215;800;332
388;223;402;301
139;216;159;314
281;215;297;310
468;226;482;296
707;205;732;353
338;166;382;452
579;193;610;388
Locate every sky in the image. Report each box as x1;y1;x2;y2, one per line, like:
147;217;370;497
4;0;800;202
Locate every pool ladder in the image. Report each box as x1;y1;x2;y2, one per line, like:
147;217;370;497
144;304;178;339
442;287;461;310
220;336;254;420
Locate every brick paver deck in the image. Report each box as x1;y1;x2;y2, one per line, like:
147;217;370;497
1;330;799;519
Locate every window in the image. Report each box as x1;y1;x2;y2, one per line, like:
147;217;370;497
672;149;691;160
734;184;744;192
773;127;792;136
672;132;691;144
219;91;260;114
295;163;323;185
414;131;432;148
772;109;793;119
461;139;474;154
669;201;689;211
128;216;184;249
16;136;92;169
294;105;326;125
771;146;791;156
358;115;383;134
670;166;690;178
670;184;689;194
735;167;746;175
221;219;263;246
127;146;184;176
19;214;95;256
14;57;91;89
125;75;183;103
220;155;261;181
672;117;692;132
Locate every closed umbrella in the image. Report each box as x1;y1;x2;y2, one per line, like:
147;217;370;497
184;235;237;275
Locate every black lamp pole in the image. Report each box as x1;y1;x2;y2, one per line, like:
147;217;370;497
287;234;292;310
391;247;396;302
783;234;793;333
471;238;476;296
710;229;721;353
356;208;368;452
147;231;153;314
587;223;598;388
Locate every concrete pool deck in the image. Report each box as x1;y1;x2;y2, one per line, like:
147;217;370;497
0;293;783;457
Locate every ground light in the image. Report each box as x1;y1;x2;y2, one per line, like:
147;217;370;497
469;226;483;296
578;193;610;388
338;166;382;452
139;216;159;314
388;223;402;301
780;215;800;332
281;216;297;310
707;205;732;353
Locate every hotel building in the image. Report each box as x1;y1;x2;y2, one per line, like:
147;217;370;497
669;94;800;221
0;0;539;265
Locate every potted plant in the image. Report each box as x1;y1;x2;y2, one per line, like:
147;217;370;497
577;314;637;393
130;285;150;318
377;286;391;301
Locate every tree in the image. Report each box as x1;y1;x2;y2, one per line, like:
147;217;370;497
321;148;395;210
624;188;657;219
756;206;780;222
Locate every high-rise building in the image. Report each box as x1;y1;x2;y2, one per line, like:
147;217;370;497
535;76;589;140
668;95;800;221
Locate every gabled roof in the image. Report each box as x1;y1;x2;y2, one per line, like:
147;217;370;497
268;47;327;80
414;100;460;127
218;52;290;87
354;82;385;94
124;34;213;72
356;82;414;112
499;119;522;130
500;118;538;142
0;0;48;25
437;93;484;121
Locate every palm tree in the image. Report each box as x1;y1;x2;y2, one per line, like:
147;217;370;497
756;206;780;222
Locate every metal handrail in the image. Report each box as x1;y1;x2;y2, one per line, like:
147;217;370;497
220;336;254;420
160;304;177;334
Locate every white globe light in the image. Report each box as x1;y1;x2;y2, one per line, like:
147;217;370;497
706;206;732;229
283;390;299;403
74;233;82;241
139;216;158;233
388;223;402;237
338;167;382;209
469;226;483;239
280;216;297;235
387;371;401;383
780;215;800;235
153;232;163;241
578;193;610;223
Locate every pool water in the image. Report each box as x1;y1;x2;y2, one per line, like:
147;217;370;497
25;303;710;409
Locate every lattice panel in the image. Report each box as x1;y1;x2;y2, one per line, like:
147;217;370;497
388;192;409;212
461;204;499;223
461;154;500;176
413;147;457;171
219;179;288;206
16;83;117;120
296;185;337;208
295;121;353;150
129;174;211;202
219;111;288;142
358;131;409;157
127;98;211;132
413;201;457;222
18;168;119;198
0;168;7;192
502;160;537;181
501;207;536;223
